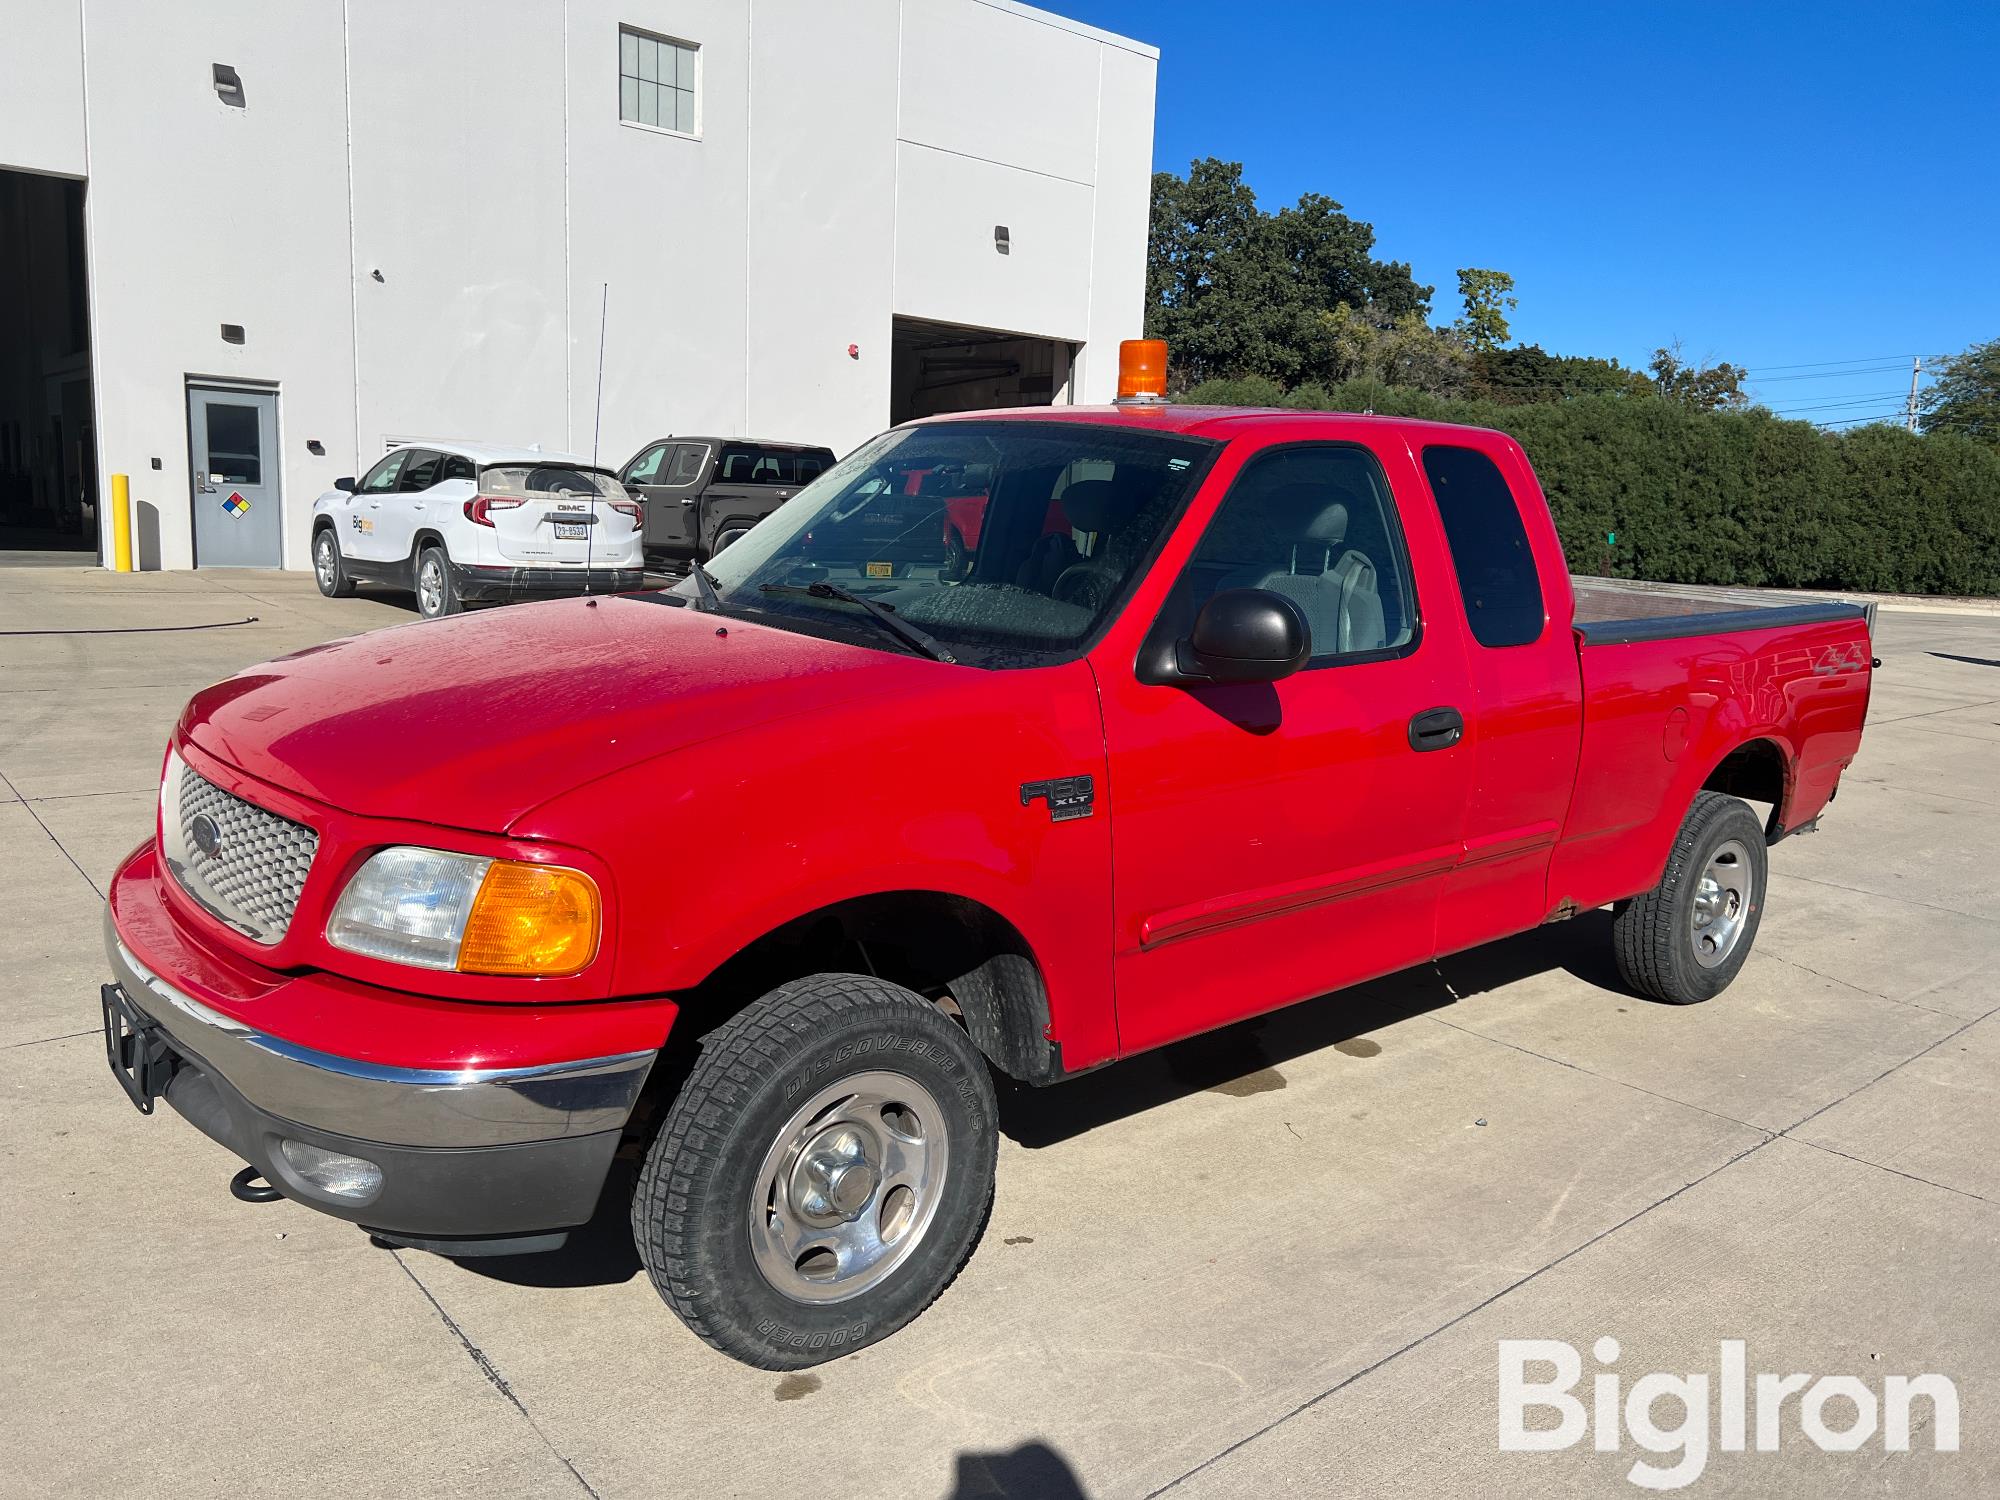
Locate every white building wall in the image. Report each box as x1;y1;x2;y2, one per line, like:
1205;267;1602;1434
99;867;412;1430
6;0;1158;570
567;0;756;467
0;0;86;178
742;0;900;450
80;0;358;570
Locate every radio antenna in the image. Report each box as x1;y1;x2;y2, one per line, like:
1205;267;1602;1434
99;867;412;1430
585;282;608;594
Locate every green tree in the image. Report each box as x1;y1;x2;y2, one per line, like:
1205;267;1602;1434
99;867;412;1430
1650;342;1749;413
1472;345;1652;404
1921;337;2000;446
1146;159;1432;387
1454;268;1517;352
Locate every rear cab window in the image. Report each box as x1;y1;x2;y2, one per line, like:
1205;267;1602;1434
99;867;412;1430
716;445;836;485
1420;445;1546;647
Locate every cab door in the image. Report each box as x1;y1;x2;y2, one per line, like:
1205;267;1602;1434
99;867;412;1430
374;449;442;568
1094;438;1475;1055
344;449;409;563
649;442;712;558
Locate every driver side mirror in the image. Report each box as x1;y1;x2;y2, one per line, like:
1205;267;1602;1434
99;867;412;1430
1160;588;1311;685
334;476;357;493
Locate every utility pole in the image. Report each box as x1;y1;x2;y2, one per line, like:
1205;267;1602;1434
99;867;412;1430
1905;356;1922;432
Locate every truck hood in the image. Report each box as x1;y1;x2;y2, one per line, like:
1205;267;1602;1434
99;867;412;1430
179;594;935;832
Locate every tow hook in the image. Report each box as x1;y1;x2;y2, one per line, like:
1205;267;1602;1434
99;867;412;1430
229;1166;283;1203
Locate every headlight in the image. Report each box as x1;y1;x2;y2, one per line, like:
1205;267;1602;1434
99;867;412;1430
326;846;601;977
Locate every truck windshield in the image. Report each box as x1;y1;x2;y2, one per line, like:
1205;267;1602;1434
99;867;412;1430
694;422;1218;668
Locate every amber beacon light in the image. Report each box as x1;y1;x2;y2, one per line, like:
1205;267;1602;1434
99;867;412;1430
1115;339;1169;404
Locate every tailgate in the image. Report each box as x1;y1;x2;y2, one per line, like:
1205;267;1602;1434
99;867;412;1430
478;463;629;566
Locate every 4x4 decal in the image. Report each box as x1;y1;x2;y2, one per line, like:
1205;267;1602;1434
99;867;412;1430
1020;775;1094;822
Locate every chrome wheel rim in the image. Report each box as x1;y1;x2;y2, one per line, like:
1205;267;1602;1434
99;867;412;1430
314;536;335;589
417;558;443;615
748;1069;949;1305
1690;838;1752;968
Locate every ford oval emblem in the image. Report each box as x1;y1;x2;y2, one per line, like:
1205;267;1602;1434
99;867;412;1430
190;814;222;860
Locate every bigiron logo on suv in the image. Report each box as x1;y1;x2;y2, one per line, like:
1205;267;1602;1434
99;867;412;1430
189;814;222;860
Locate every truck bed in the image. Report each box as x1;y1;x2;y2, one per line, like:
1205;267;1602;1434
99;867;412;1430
1570;576;1876;645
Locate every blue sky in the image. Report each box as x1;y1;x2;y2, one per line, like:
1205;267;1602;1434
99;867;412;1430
1059;0;1999;423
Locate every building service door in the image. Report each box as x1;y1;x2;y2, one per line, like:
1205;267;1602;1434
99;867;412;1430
188;387;281;566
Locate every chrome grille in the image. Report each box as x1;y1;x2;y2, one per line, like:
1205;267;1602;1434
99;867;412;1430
162;757;319;943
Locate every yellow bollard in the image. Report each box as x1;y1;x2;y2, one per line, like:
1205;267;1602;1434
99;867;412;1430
111;473;133;572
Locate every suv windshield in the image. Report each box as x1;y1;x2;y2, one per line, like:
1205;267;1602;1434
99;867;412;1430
695;421;1217;668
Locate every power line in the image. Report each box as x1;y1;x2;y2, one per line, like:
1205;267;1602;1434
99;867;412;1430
1741;354;1919;373
1768;390;1913;414
1748;363;1912;384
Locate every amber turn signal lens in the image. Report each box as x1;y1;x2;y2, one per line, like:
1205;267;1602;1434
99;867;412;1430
457;861;601;977
1116;338;1169;401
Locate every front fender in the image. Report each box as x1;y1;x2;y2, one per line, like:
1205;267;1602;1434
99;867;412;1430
515;658;1121;1070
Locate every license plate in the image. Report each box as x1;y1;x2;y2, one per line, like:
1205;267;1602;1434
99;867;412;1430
554;523;588;540
101;983;176;1115
866;561;893;578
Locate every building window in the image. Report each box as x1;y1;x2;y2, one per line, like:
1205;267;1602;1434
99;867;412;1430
620;27;697;135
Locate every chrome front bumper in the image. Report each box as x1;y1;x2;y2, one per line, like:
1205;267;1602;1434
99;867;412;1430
104;918;655;1150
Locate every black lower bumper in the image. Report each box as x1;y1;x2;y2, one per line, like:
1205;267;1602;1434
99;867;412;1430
448;563;645;602
104;983;620;1253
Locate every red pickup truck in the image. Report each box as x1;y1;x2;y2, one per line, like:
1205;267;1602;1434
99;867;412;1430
100;389;1873;1369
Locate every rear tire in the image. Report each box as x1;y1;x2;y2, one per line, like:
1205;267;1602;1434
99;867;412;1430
631;974;997;1369
313;527;356;598
1613;791;1768;1004
415;545;460;618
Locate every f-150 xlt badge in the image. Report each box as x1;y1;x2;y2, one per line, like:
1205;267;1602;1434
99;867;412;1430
1020;775;1094;822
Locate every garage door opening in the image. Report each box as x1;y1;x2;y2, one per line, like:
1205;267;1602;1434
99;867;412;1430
890;317;1072;426
0;170;96;561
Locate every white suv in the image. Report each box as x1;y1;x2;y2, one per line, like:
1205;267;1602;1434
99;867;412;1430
310;443;645;618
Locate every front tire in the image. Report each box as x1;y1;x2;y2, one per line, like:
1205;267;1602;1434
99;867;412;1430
415;545;460;618
631;974;998;1368
1613;791;1768;1004
313;527;356;597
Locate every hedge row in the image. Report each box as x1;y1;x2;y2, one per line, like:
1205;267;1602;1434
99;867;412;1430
1181;376;2000;597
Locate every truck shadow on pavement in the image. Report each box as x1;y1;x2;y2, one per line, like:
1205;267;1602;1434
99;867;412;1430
994;909;1629;1149
451;912;1632;1291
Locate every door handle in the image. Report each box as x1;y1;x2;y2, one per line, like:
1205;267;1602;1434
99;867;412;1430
1408;707;1464;752
680;496;699;506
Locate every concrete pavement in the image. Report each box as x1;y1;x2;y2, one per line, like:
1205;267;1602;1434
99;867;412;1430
2;565;1996;1497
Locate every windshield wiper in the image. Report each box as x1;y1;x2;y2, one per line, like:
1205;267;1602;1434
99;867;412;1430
687;562;724;613
757;582;957;664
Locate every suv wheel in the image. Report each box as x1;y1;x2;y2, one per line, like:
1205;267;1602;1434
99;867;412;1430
631;973;997;1368
415;545;460;618
1613;791;1769;1004
313;528;356;598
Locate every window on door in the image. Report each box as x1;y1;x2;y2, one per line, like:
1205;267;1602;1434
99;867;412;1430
624;443;669;486
204;402;262;484
1158;444;1417;664
398;451;444;491
666;443;709;485
359;451;407;492
1421;446;1545;647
